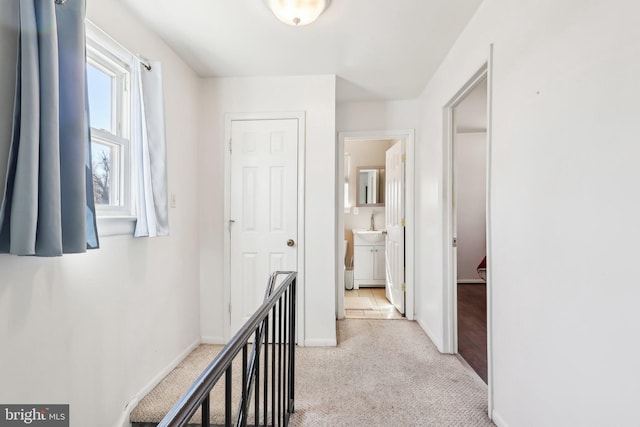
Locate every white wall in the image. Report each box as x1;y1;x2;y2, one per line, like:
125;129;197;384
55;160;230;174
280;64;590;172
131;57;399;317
455;133;487;281
0;1;202;425
198;75;337;346
455;82;487;282
455;79;488;132
337;100;419;132
414;0;640;425
337;99;419;265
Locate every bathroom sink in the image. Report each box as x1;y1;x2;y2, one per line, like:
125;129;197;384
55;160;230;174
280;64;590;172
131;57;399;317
352;229;385;244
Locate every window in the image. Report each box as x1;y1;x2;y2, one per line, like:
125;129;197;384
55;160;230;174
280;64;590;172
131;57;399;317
86;22;134;219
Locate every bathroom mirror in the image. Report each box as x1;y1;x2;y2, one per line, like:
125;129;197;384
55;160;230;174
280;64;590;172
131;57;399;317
357;166;385;206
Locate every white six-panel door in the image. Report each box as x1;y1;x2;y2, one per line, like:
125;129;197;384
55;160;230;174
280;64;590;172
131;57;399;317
229;119;298;336
385;140;405;314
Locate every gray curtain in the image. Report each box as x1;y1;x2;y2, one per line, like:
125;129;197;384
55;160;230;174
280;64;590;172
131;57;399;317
0;0;99;256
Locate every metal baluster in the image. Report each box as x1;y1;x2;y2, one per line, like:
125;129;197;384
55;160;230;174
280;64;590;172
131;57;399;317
283;290;288;424
225;366;232;427
242;345;248;427
289;278;296;414
155;273;296;427
202;393;210;427
278;297;282;426
264;316;269;427
271;305;276;427
255;327;260;427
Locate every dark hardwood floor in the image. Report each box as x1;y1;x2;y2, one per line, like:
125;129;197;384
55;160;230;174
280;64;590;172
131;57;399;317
457;283;487;383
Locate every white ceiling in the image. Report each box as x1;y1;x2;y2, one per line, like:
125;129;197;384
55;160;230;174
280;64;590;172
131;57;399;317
117;0;484;102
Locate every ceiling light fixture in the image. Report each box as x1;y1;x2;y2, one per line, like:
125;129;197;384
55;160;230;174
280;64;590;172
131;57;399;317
266;0;331;26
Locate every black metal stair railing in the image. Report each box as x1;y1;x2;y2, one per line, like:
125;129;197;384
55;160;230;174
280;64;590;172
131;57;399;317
158;271;297;427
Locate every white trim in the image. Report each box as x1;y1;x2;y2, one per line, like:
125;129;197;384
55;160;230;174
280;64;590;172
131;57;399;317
96;216;135;237
405;131;415;320
91;129;132;217
337;129;415;321
336;141;345;319
86;20;138;237
456;127;487;134
86;19;149;71
86;21;134;66
491;410;509;427
486;43;495;419
200;336;226;345
304;338;337;347
442;103;456;354
457;279;486;284
416;317;442;351
223;112;306;347
442;65;488;355
117;338;200;427
442;48;495;419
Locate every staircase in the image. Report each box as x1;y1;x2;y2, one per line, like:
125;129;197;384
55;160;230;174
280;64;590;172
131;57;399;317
130;272;297;427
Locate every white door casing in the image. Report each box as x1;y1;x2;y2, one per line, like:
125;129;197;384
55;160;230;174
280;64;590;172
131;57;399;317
385;140;405;314
442;54;493;416
228;118;299;337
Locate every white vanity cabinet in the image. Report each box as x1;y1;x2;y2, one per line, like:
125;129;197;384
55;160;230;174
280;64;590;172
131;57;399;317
352;230;386;289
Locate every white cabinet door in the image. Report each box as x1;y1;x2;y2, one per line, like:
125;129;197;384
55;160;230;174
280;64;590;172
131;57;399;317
373;244;386;280
354;243;386;288
354;245;373;280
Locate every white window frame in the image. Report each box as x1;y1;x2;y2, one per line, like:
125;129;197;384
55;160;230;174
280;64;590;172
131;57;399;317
86;21;137;235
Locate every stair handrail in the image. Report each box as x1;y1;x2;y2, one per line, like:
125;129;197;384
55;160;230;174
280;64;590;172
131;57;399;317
158;271;297;427
234;271;286;426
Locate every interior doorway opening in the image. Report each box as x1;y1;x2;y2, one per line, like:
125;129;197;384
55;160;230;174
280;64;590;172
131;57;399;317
453;78;488;382
443;65;491;386
336;130;415;322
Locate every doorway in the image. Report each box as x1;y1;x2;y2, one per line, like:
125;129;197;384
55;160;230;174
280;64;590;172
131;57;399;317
443;66;490;383
336;130;415;321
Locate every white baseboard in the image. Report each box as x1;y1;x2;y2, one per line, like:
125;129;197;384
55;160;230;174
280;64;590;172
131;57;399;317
492;410;508;427
201;336;226;344
416;317;443;352
119;337;201;427
304;338;337;347
457;279;486;284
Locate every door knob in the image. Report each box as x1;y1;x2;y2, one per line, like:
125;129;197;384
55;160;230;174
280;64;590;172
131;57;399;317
287;239;295;247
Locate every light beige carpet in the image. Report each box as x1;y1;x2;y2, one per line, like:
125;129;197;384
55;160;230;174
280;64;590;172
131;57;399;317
130;344;231;425
130;343;280;425
290;320;493;426
131;319;494;426
344;296;374;310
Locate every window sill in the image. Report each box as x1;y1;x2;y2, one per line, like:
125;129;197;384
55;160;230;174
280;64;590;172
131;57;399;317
97;216;136;237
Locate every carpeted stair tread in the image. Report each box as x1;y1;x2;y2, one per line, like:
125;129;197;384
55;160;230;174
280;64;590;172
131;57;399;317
130;344;282;425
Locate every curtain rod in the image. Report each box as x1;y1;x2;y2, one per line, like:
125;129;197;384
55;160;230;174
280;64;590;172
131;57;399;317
136;55;152;71
85;19;152;71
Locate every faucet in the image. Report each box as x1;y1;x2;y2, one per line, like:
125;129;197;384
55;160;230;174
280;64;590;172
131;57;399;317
369;211;375;231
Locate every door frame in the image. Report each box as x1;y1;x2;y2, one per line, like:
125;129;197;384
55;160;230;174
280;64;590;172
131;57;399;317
336;129;415;320
442;47;494;413
223;112;306;346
